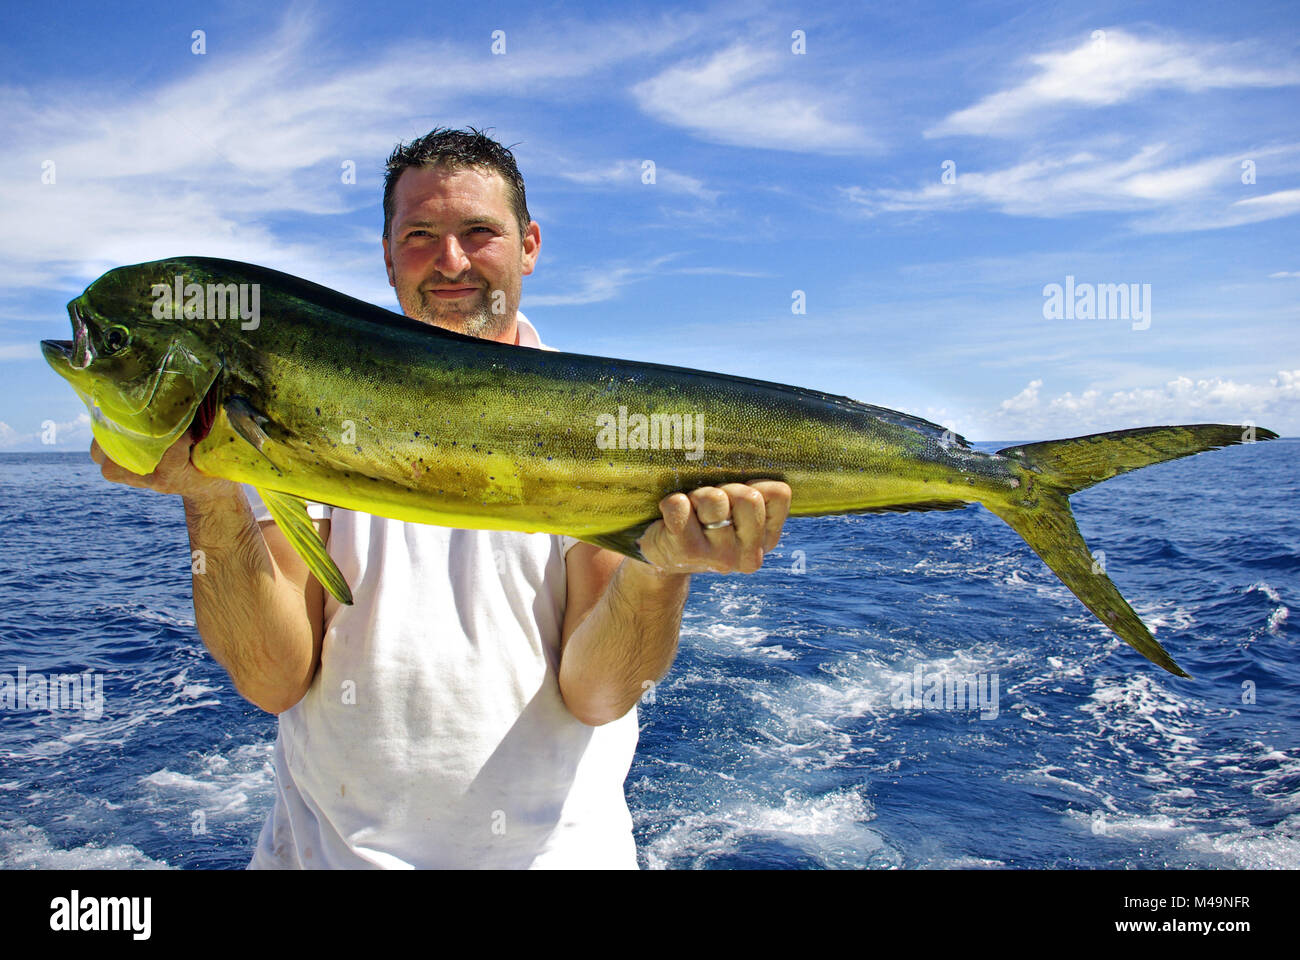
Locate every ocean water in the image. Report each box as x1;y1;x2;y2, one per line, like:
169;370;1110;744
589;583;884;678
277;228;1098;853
1;440;1296;869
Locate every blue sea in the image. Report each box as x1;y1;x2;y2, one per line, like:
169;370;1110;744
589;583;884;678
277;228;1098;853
1;441;1296;869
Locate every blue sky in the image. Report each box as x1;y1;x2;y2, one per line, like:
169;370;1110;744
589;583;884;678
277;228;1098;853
2;0;1297;451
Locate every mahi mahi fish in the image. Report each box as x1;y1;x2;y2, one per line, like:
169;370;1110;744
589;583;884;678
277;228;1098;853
40;257;1280;677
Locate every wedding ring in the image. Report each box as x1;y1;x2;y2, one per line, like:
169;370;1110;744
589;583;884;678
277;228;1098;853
702;519;733;530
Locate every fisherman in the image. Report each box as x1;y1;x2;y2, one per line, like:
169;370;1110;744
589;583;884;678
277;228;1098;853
90;127;792;868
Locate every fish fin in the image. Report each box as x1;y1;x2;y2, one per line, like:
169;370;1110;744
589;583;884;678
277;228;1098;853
225;396;281;475
987;424;1280;676
996;424;1278;494
581;519;657;562
258;487;354;606
987;492;1188;677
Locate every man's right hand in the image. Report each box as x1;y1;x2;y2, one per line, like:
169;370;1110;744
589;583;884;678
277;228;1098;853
90;434;239;502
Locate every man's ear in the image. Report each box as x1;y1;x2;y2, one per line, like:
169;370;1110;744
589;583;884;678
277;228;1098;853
521;221;541;277
382;236;396;287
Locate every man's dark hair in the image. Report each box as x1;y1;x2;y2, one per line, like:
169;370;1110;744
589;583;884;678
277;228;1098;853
382;127;530;240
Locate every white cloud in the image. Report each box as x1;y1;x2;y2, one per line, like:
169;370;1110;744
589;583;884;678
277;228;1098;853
632;44;873;154
842;144;1300;231
983;370;1299;437
1232;188;1300;213
854;29;1300;231
525;253;767;307
0;8;701;298
1138;186;1300;233
0;412;90;450
553;159;719;202
525;255;677;307
672;266;769;278
1000;379;1043;412
1268;270;1300;279
928;29;1299;138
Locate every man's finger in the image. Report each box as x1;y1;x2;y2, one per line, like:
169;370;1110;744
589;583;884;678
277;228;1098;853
748;480;792;552
720;483;765;572
657;492;691;536
657;492;710;562
688;486;730;528
685;487;736;572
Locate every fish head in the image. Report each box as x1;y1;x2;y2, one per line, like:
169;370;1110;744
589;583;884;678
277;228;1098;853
41;262;224;475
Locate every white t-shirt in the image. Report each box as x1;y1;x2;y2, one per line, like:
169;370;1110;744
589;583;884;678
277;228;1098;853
244;313;640;869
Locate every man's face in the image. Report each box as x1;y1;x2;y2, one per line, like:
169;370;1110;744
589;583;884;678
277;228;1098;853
383;164;539;341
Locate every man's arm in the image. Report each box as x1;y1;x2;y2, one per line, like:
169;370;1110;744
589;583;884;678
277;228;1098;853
93;436;327;715
558;545;688;727
186;494;328;714
558;481;792;726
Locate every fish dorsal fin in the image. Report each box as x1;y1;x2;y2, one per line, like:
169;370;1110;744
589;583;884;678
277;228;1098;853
257;487;354;606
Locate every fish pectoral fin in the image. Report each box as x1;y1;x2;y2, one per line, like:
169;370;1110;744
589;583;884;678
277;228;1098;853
582;519;657;562
258;487;354;606
225;396;281;475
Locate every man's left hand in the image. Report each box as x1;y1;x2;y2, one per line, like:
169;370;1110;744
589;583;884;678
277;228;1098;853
637;480;792;575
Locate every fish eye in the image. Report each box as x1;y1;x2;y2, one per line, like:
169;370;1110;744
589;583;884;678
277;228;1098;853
102;325;131;354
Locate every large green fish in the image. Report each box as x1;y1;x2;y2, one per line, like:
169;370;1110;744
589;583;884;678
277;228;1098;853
41;257;1279;677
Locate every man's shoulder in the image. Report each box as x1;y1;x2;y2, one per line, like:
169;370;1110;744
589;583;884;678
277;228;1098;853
515;311;559;353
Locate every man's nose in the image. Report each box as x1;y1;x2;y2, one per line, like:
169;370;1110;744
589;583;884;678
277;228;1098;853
432;233;471;275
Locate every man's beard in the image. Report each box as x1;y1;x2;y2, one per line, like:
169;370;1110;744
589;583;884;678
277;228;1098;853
399;281;512;340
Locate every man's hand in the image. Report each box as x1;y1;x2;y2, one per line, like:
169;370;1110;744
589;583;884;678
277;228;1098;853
559;480;792;724
90;434;239;502
637;480;793;575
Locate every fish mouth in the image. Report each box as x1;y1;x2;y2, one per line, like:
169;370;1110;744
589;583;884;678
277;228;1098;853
41;302;93;369
40;338;73;362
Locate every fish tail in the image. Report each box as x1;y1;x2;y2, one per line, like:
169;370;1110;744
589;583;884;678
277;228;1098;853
986;424;1279;677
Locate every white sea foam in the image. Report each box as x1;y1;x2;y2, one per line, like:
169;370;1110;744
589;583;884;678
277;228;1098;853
704;622;795;660
1247;581;1283;605
0;822;171;869
1247;581;1290;637
639;788;901;870
1184;813;1300;869
1010;669;1300;868
138;742;273;818
98;601;196;629
10;668;223;760
652;544;1295;869
937;855;1006;868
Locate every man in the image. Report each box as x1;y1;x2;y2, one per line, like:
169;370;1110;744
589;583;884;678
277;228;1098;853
91;128;792;868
